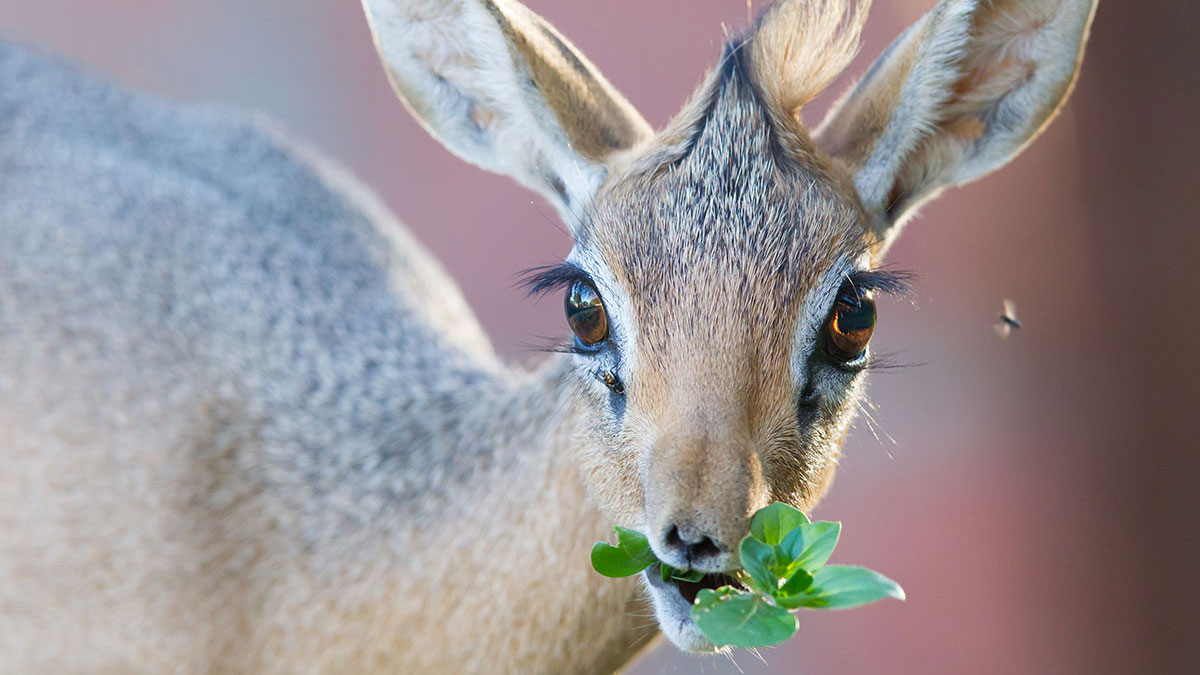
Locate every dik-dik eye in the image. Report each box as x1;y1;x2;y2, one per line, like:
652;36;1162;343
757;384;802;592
825;284;876;363
565;281;608;347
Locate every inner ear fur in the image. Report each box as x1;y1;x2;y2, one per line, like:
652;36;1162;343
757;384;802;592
362;0;652;223
815;0;1098;247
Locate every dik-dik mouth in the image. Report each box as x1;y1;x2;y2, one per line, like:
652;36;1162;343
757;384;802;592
642;565;748;652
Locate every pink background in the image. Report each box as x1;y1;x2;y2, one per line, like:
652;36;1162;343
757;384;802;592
1;1;1195;672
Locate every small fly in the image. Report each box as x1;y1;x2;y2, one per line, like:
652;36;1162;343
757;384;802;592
994;299;1021;338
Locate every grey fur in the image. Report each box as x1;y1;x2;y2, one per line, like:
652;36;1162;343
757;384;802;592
0;0;1097;664
0;40;601;671
0;38;512;505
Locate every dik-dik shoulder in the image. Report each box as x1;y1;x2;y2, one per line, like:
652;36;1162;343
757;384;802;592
0;39;498;398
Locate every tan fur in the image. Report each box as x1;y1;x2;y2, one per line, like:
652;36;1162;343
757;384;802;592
483;0;649;163
360;0;1095;659
1;0;1096;669
362;0;652;220
574;53;870;574
816;32;919;172
749;0;871;138
816;0;1099;249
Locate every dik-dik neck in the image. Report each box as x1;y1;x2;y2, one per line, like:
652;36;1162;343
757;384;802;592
354;356;660;673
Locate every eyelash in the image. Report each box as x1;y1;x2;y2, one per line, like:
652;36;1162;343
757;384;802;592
822;350;908;375
534;340;605;357
807;268;916;381
857;350;913;373
522;265;915;302
521;262;614;358
522;266;916;373
840;269;916;298
519;263;592;298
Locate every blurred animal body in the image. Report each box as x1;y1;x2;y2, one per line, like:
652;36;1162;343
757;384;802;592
0;0;1096;671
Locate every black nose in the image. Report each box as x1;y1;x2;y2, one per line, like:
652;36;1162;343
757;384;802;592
663;523;723;563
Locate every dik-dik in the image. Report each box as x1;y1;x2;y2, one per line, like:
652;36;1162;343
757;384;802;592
0;0;1096;672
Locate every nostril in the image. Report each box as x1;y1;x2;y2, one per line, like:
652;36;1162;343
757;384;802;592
663;524;723;562
664;524;684;550
662;523;691;550
690;535;721;560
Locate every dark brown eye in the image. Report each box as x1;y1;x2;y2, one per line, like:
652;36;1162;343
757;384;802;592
565;280;608;347
825;287;875;362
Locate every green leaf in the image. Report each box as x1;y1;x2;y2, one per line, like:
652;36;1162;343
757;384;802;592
691;587;797;648
788;521;841;572
738;536;779;594
662;564;704;583
778;567;813;595
749;503;809;546
775;568;814;609
777;527;803;566
798;564;906;609
590;527;658;578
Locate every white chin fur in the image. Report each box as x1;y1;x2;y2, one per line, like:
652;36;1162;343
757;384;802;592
641;568;719;653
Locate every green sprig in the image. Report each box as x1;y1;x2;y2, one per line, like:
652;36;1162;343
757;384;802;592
590;502;904;648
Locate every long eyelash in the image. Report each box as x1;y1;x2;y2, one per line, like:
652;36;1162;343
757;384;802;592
521;336;594;357
829;348;921;375
862;349;923;373
846;269;916;298
518;263;590;298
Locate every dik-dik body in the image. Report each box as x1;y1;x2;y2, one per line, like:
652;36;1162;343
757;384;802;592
0;0;1096;672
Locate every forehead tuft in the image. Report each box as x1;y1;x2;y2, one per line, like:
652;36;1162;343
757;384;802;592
579;49;866;356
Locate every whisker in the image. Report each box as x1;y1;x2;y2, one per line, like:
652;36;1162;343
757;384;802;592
525;162;586;235
527;198;571;238
722;648;746;674
624;620;661;650
856;399;883;445
856;396;897;460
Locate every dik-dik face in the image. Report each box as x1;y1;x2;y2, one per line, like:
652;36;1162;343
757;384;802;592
365;0;1096;652
530;54;899;565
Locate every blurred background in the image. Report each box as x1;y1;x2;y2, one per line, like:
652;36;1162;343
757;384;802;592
1;0;1195;673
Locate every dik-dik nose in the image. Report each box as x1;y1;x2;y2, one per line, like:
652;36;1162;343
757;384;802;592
661;521;727;567
644;446;763;571
645;404;765;571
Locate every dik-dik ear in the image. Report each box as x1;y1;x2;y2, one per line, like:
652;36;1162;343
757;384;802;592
361;0;653;226
816;0;1098;250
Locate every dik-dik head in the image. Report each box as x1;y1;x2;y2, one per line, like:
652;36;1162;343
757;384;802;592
363;0;1096;651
